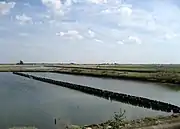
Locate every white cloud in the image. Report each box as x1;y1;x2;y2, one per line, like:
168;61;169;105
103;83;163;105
100;4;132;17
101;9;111;14
104;2;180;45
122;36;142;45
0;1;15;15
56;30;84;40
16;14;32;24
34;21;43;25
163;33;177;40
67;30;78;34
42;14;51;19
41;0;72;15
88;0;107;4
56;32;65;36
88;30;95;38
94;39;104;43
42;0;62;10
19;0;180;46
118;6;132;17
2;0;180;63
128;36;141;44
117;40;124;45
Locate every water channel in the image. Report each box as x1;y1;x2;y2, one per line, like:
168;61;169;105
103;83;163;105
1;72;178;129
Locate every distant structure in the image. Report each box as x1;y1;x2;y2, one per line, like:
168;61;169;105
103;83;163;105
16;60;24;65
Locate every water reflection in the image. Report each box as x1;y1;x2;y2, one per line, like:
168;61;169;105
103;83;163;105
0;73;168;129
31;72;180;106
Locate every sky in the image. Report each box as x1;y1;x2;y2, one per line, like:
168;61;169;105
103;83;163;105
0;0;180;63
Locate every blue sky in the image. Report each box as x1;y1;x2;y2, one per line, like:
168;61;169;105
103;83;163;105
0;0;180;63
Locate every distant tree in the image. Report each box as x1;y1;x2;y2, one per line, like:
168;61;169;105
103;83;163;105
16;60;24;65
20;60;24;65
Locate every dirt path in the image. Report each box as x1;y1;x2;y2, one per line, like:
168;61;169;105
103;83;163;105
73;114;180;129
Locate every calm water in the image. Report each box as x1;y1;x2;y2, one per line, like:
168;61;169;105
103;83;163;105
0;73;175;129
31;72;180;106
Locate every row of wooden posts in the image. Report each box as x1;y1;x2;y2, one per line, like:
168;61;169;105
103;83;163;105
13;72;180;113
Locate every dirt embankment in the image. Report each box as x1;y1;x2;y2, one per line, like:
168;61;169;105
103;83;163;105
70;114;180;129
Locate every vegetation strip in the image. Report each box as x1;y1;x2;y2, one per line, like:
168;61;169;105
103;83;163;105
79;114;180;129
13;72;180;113
45;65;158;73
53;70;180;85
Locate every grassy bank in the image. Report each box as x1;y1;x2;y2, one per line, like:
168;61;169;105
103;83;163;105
0;65;54;72
7;114;180;129
69;113;180;129
45;64;180;73
1;64;180;87
53;66;180;87
45;65;159;73
6;114;180;129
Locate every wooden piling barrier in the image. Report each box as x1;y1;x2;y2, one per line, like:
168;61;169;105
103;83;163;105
13;72;180;113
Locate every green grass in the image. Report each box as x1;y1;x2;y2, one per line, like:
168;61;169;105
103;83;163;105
53;66;180;90
0;65;53;72
97;64;180;72
1;64;180;88
80;111;180;129
47;64;180;73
